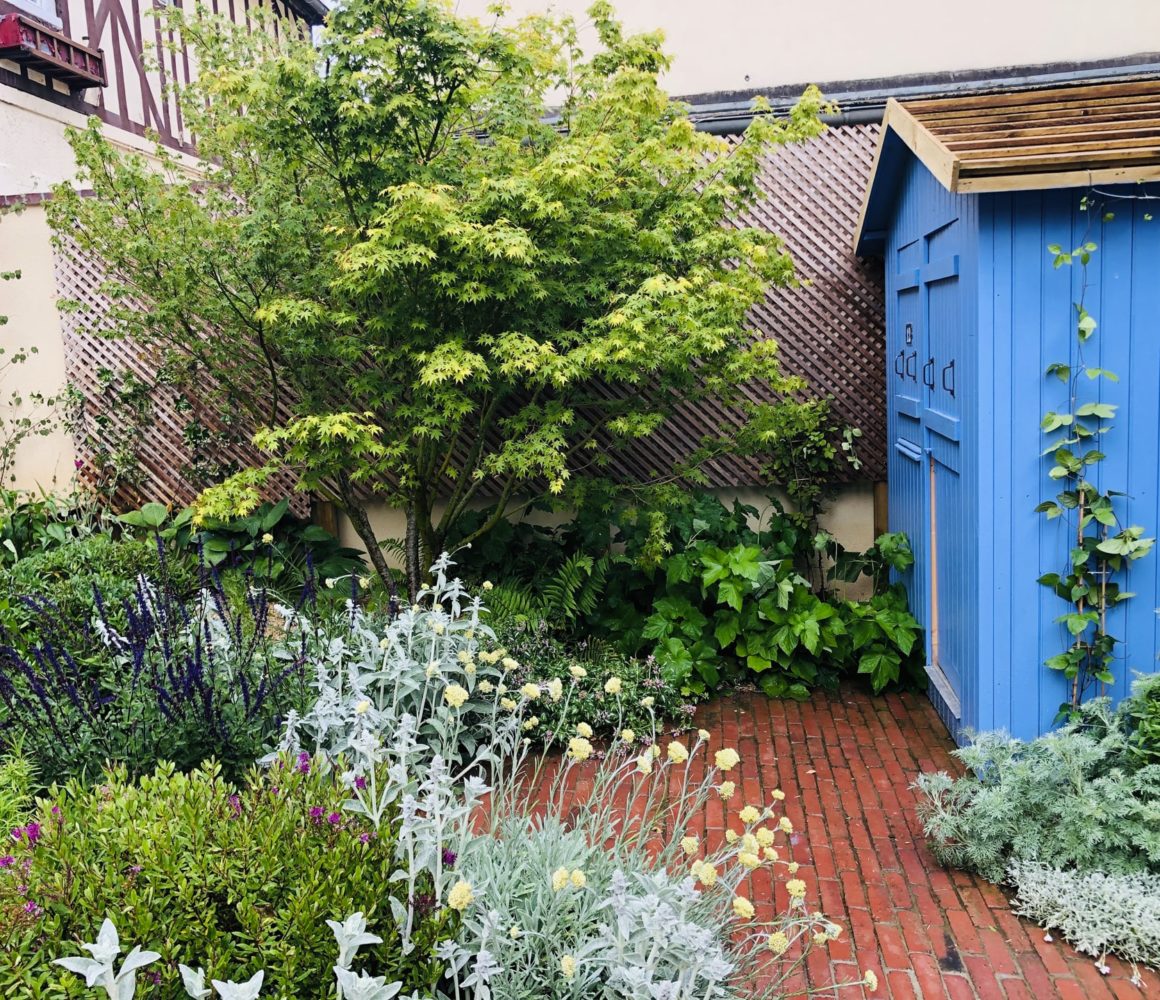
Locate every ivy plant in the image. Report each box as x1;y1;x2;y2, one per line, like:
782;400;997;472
1036;233;1154;713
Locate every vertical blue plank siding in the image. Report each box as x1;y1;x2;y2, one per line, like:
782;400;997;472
883;155;1160;741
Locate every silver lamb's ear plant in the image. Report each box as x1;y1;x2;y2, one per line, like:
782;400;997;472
179;965;212;999
53;919;160;999
327;912;384;970
210;971;264;1000
333;967;403;1000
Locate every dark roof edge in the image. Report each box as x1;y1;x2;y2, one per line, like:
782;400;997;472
285;0;328;25
685;53;1160;133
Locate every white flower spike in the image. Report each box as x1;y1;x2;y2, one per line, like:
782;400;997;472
327;913;383;969
210;971;265;1000
179;965;213;999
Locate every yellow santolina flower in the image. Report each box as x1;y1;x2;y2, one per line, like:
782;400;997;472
523;717;539;731
786;879;807;899
732;896;755;919
447;880;474;911
509;925;521;939
639;696;655;708
482;580;494;591
742;833;759;854
261;532;274;544
680;835;698;856
426;664;440;680
763;847;779;862
547;678;564;702
500;697;517;711
787;861;800;874
635;753;653;775
812;931;829;946
691;860;718;886
724;830;739;844
576;722;593;738
767;931;789;955
478;680;494;694
621;729;635;743
698;728;711;742
457;650;473;665
779;817;794;834
756;827;775;848
714;748;740;771
379;637;390;650
520;683;541;701
739;805;760;825
502;657;520;672
560;955;576;979
718;781;736;801
465;631;475;640
551;867;570;892
863;971;878;993
771;788;786;801
738;851;761;869
667;741;689;764
570;869;586;889
464;664;476;676
354;699;371;715
567;737;594;762
443;685;469;709
604;676;622;695
569;664;587;679
497;683;508;694
432;623;445;635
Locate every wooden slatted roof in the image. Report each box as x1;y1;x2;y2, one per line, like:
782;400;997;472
856;78;1160;254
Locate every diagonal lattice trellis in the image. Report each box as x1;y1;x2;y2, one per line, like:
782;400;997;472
52;123;885;512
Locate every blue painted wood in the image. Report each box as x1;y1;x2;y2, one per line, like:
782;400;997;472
880;146;1160;741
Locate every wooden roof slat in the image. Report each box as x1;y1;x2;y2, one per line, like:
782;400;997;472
933;109;1160;138
949;129;1160;157
905;78;1160;114
910;92;1160;127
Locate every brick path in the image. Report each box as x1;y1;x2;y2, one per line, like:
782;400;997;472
691;684;1154;999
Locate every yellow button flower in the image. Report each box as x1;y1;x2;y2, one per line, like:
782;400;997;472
567;737;594;762
447;880;474;911
739;805;760;825
639;696;655;708
680;835;698;856
771;788;786;801
738;851;761;869
714;748;740;771
724;829;739;844
732;896;755;919
604;676;622;695
718;780;736;800
697;728;711;741
520;683;541;700
560;955;576;979
502;657;520;671
635;753;653;775
478;679;494;694
576;722;594;738
570;869;586;889
443;684;469;709
569;664;587;679
763;847;779;861
509;925;521;939
500;697;517;711
551;867;569;892
621;729;635;743
863;971;878;993
786;879;807;899
779;817;793;834
767;931;789;955
667;741;689;764
694;861;718;886
523;717;539;731
756;827;775;847
547;678;563;702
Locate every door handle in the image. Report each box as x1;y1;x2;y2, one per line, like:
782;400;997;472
894;351;905;379
905;351;917;382
922;357;936;390
941;359;956;398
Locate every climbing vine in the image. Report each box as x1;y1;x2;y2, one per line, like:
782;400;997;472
1036;225;1154;714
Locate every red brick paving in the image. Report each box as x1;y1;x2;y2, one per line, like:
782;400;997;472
689;684;1155;999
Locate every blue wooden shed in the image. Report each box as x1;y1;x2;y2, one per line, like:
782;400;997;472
855;80;1160;741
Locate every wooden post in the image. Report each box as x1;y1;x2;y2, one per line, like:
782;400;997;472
311;497;339;538
872;480;888;538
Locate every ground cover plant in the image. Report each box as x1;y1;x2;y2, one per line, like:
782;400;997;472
915;673;1160;973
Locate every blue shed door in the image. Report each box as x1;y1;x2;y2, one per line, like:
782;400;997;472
889;225;965;723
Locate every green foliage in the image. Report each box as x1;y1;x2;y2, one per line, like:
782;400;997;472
495;620;692;738
914;679;1160;885
50;0;830;591
0;740;33;833
0;761;449;997
480;552;612;628
1037;235;1154;713
0;488;108;571
1;533;197;655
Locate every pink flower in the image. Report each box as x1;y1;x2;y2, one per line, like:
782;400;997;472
326;812;342;826
0;856;13;868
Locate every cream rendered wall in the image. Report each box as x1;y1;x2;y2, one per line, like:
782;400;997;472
0;205;75;491
339;484;875;596
454;0;1160;96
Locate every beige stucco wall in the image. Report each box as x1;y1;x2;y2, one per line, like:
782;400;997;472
339;482;876;596
0;205;75;492
455;0;1160;97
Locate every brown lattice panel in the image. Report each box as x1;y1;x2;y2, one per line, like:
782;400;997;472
52;123;885;511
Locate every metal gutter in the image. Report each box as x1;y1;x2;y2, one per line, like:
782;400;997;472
686;55;1160;133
